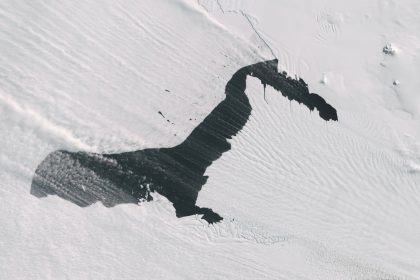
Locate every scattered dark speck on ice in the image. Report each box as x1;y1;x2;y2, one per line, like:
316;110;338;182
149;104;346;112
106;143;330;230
31;59;337;223
158;111;174;125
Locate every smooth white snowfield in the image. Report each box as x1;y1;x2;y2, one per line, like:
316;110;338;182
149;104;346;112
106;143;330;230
0;0;419;279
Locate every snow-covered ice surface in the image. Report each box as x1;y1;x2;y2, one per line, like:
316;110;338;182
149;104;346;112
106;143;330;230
1;0;419;279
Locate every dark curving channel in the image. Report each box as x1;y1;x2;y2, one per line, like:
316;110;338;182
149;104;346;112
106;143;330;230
31;59;337;223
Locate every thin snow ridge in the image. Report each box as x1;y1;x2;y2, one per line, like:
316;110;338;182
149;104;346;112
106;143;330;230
195;0;276;60
240;11;276;58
